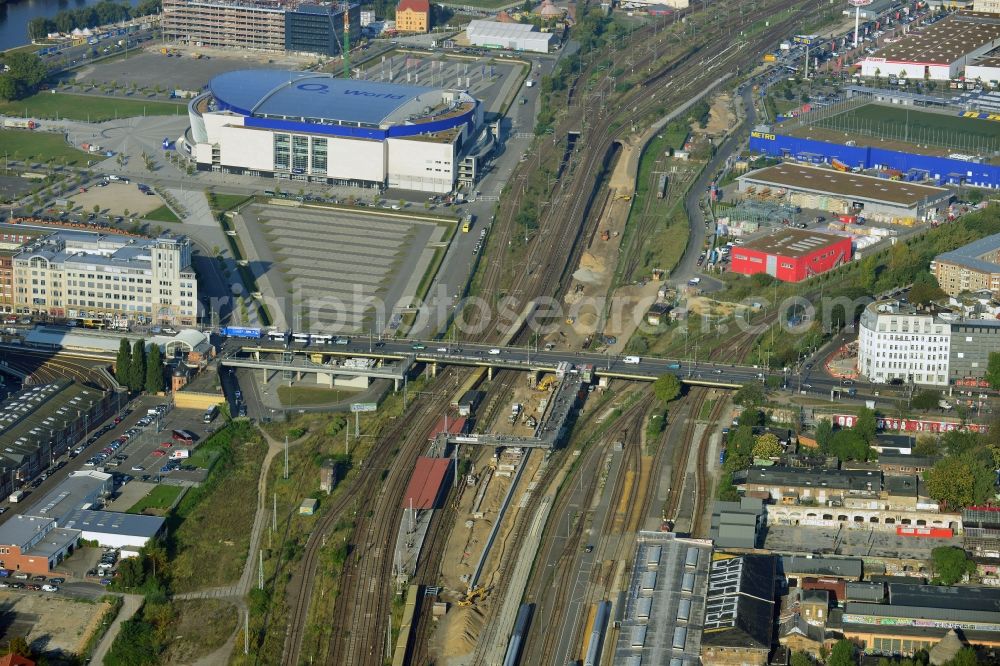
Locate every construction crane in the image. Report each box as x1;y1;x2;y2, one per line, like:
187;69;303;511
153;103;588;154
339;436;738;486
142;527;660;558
342;2;351;79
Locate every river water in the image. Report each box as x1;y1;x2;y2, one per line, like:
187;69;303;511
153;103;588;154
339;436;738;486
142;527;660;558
0;0;133;52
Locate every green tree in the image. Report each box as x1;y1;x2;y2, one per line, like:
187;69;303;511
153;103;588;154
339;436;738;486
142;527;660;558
131;339;146;392
734;383;765;408
752;433;782;458
910;274;946;305
826;429;870;461
4;636;30;657
104;617;158;666
790;653;813;666
858;255;878;291
924;451;995;509
986;352;1000;390
145;344;163;394
912;390;943;411
815;419;833;448
0;52;49;101
931;546;975;585
116;338;132;387
855;407;877;444
827;639;857;666
653;374;681;403
943;647;980;666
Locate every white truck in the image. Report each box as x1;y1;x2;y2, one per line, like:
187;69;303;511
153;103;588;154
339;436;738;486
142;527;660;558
623;356;641;365
170;449;190;460
8;490;24;503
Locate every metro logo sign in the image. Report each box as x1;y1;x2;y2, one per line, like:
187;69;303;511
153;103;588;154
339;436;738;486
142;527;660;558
751;131;776;140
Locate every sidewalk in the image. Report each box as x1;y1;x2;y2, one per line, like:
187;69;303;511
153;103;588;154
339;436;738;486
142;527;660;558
90;593;144;664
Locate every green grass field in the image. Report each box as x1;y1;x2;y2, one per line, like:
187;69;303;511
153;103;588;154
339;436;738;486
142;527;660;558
208;192;253;213
127;485;183;514
817;103;1000;153
0;129;91;165
144;204;181;223
0;92;185;122
276;385;352;406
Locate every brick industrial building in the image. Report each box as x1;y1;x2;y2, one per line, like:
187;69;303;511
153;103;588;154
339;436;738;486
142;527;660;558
729;229;852;282
931;231;1000;297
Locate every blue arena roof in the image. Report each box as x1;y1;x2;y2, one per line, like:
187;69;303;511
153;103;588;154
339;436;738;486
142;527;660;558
209;70;440;126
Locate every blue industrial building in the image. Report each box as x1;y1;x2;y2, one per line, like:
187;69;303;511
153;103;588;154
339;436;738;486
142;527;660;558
749;130;1000;190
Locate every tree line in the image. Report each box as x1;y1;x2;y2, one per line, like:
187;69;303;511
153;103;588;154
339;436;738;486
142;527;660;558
28;0;161;42
116;338;165;394
0;52;48;101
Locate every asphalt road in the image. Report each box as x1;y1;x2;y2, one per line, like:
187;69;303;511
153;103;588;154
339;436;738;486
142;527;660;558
677;82;757;292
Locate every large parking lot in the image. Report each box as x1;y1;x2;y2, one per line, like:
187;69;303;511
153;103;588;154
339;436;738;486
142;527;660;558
244;203;451;333
72;48;307;94
78;403;214;486
357;53;523;115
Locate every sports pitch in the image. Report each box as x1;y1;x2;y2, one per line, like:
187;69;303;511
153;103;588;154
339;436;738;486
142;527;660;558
813;103;1000;153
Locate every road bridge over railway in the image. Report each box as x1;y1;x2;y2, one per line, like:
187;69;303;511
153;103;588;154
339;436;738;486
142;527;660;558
219;352;412;389
226;338;756;387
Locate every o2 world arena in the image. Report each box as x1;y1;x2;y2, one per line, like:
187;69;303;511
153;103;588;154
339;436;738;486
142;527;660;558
186;70;486;193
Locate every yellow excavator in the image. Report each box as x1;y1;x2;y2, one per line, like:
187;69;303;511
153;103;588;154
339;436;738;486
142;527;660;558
613;193;633;201
536;375;556;392
457;586;489;607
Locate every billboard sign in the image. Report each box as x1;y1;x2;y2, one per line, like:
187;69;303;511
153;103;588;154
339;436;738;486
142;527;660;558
831;413;989;433
350;402;377;413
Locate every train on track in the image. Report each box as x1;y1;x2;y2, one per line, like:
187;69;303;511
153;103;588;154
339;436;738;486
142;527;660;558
501;603;534;666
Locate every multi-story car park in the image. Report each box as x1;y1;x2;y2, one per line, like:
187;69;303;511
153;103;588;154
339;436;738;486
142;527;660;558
12;231;197;327
162;0;360;56
186;70;486;193
736;163;951;224
931;231;1000;297
859;11;1000;80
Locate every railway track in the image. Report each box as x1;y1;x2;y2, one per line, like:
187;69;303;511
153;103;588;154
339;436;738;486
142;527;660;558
282;369;457;665
318;1;826;661
326;385;456;666
1;351;110;388
522;392;650;665
469;0;813;351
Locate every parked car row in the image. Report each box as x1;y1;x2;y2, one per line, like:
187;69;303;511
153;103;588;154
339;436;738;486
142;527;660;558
82;404;168;468
0;571;63;592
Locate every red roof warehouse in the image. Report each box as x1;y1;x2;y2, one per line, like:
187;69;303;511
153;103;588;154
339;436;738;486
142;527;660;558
402;457;453;510
729;229;852;282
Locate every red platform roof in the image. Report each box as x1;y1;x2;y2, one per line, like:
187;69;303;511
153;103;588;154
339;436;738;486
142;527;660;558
430;415;467;438
402;457;451;510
